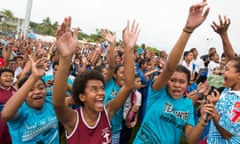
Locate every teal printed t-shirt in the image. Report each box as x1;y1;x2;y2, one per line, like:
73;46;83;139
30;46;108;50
134;85;195;144
7;96;59;144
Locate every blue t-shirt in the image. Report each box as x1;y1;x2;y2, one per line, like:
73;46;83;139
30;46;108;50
136;69;149;122
137;47;143;55
104;78;122;134
7;96;59;144
42;75;73;96
134;85;195;144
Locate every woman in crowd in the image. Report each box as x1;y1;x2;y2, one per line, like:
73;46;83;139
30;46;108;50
1;56;60;143
133;0;210;143
52;17;139;143
206;15;240;143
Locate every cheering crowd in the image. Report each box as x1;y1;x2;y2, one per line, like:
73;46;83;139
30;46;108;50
1;0;240;143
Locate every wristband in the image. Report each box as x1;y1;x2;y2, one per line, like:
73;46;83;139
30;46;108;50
183;28;193;34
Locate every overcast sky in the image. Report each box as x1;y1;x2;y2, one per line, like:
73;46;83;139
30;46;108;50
1;0;240;56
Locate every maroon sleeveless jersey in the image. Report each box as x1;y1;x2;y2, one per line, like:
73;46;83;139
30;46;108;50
67;107;112;144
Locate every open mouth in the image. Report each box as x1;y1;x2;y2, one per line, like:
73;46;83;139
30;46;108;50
172;89;183;95
5;80;13;83
33;96;43;101
95;99;104;108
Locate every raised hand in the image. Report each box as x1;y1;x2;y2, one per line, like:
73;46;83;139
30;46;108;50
29;55;48;78
2;39;14;62
2;45;12;62
56;16;78;58
185;0;210;32
101;29;116;44
122;20;140;49
211;15;230;35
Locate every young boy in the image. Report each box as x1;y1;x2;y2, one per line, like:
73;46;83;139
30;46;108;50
0;68;16;143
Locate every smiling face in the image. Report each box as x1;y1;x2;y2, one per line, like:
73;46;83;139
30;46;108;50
135;76;142;89
114;65;125;87
167;71;188;99
223;60;240;90
25;79;46;110
0;71;14;89
80;80;105;112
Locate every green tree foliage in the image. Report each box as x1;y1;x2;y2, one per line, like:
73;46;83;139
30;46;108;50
0;9;16;32
30;17;58;36
0;9;15;20
0;10;160;51
147;46;160;54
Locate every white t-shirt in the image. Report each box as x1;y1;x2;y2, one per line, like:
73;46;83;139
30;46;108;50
14;66;23;83
208;60;219;76
181;60;194;73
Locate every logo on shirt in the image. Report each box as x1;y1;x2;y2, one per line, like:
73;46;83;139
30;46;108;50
163;102;189;121
101;127;111;144
231;101;240;123
110;89;118;98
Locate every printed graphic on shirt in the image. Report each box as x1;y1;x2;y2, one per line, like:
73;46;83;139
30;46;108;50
139;123;161;143
138;102;190;143
102;127;112;144
22;117;58;142
163;102;189;120
231;101;240;123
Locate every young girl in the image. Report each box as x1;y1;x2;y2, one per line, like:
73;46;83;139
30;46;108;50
120;74;142;144
206;15;240;143
1;57;60;143
133;1;210;143
52;17;139;143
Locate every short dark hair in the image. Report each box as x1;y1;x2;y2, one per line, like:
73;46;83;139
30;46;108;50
114;64;124;74
139;59;147;68
95;65;105;73
18;76;45;89
231;56;240;72
72;70;105;106
209;51;217;60
175;65;191;84
135;73;140;79
52;61;59;69
183;51;191;60
190;48;197;53
14;55;23;61
0;68;14;76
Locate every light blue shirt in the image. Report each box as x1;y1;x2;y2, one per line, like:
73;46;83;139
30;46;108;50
208;88;240;144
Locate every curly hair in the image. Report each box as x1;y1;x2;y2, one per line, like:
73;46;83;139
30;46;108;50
72;70;105;106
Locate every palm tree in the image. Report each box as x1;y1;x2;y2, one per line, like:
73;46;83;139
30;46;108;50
0;9;14;20
38;17;58;35
0;9;15;32
42;17;51;27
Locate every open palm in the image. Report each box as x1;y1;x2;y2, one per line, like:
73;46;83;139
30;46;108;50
56;17;78;58
122;20;140;49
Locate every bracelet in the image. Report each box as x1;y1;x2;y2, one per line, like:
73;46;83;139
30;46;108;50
183;28;193;34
